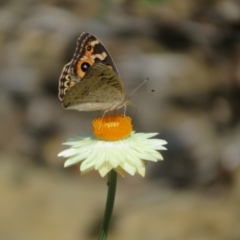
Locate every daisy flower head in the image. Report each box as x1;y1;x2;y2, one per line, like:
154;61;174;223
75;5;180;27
58;114;167;177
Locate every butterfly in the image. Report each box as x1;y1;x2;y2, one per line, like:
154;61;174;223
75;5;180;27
58;32;127;111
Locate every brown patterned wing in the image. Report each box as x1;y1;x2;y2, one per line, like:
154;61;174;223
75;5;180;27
70;32;120;79
58;62;72;101
58;32;120;103
61;62;126;111
58;61;80;101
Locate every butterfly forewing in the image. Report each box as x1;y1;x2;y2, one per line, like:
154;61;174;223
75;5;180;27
58;32;126;112
58;62;72;101
71;32;120;78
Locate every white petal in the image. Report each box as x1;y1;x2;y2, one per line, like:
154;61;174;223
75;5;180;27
120;161;136;175
108;150;120;168
133;132;159;139
95;150;107;169
58;148;79;157
81;166;94;175
80;160;95;172
64;150;92;167
136;166;146;177
128;145;157;161
111;147;126;164
80;154;98;171
140;153;158;161
125;149;145;166
75;141;97;152
98;162;113;177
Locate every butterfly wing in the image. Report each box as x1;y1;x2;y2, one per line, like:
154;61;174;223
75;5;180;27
58;32;120;103
58;62;72;101
62;62;126;111
71;32;120;78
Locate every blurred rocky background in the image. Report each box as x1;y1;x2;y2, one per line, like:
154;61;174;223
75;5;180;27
1;0;240;239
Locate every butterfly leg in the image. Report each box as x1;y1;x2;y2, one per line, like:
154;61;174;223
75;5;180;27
97;110;109;130
123;104;127;116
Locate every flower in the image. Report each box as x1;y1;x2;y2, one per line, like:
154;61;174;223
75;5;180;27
58;115;167;177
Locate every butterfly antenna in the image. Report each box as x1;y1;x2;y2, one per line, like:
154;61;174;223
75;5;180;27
130;89;155;97
129;78;150;97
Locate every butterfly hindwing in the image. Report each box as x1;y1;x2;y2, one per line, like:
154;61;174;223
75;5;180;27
62;62;125;111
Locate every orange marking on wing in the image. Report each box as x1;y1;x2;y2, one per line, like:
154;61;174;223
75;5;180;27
86;52;93;57
76;58;94;78
85;43;94;57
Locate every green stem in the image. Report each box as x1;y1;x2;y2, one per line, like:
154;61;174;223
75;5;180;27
98;170;117;240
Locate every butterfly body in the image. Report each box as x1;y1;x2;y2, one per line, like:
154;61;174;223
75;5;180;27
58;32;126;111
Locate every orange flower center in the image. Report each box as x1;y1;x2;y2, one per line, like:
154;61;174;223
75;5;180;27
92;114;132;141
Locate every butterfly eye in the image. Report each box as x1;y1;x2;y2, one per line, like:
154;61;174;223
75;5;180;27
87;45;92;51
81;62;91;72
